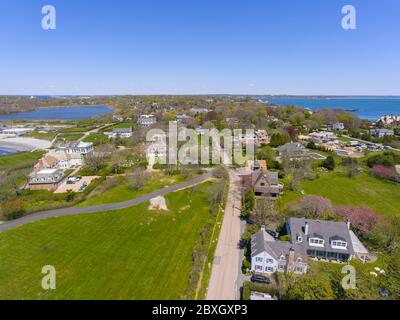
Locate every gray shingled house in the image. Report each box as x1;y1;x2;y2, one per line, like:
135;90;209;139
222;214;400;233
251;218;369;276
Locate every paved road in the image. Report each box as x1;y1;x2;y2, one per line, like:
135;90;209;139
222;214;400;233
0;171;212;234
206;169;242;300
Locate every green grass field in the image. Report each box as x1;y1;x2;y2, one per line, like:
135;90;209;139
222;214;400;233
79;173;187;206
0;150;44;173
82;133;109;144
0;181;217;300
24;131;58;141
279;171;400;216
56;133;84;141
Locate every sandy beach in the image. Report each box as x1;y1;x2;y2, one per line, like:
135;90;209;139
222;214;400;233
0;135;51;151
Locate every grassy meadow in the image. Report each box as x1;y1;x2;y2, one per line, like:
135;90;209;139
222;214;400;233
0;181;220;300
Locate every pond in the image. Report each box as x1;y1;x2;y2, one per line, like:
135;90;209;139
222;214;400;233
0;105;112;121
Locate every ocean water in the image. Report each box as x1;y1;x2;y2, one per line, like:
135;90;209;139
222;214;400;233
263;97;400;121
0;105;112;121
0;147;17;155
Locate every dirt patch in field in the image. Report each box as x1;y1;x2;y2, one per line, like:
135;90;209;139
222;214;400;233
149;196;169;211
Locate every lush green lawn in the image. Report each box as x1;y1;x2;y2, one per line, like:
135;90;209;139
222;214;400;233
24;131;58;141
0;150;44;173
82;133;109;144
56;133;84;141
0;182;216;300
79;173;187;206
279;171;400;216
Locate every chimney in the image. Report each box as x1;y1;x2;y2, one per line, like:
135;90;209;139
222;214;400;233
304;222;309;236
261;225;266;232
287;248;295;273
346;219;351;230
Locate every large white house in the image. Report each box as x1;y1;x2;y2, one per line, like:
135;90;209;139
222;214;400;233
105;127;133;139
56;141;94;155
138;115;157;127
251;218;372;276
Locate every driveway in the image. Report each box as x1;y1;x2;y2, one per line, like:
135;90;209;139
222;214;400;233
206;169;242;300
0;171;212;234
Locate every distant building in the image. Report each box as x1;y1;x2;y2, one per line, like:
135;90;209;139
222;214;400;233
34;151;83;172
370;129;394;138
56;141;94;155
0;127;34;136
276;142;307;158
106;127;133;139
112;115;125;122
332;122;345;131
251;164;284;197
255;130;270;145
309;131;336;142
138;115;157;127
195;126;207;136
29;169;65;191
176;114;190;123
190;108;209;115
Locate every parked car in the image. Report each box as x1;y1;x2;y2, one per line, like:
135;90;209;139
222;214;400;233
79;182;88;191
67;176;81;184
251;274;271;284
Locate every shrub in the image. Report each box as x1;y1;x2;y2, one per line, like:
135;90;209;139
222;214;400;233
371;165;399;182
321;156;335;171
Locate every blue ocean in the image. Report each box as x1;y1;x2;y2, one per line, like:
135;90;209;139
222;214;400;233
0;147;17;155
0;105;112;121
262;97;400;121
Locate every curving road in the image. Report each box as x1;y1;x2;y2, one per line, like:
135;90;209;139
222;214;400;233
0;171;212;234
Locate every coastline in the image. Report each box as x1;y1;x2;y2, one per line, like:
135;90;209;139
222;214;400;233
0;136;51;151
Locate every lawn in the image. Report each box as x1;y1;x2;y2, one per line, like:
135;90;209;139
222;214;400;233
24;131;58;141
279;171;400;216
0;150;44;173
82;133;109;144
78;172;187;206
0;181;217;300
56;133;84;141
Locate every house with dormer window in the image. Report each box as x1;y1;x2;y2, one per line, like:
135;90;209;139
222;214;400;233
287;217;355;262
251;217;371;276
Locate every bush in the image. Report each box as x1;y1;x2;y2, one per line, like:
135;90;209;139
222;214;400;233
321;156;335;171
242;258;251;274
367;151;400;168
307;141;316;149
370;165;399;183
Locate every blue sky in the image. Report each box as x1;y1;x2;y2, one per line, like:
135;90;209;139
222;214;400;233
0;0;399;95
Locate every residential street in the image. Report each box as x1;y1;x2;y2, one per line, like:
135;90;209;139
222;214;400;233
0;171;212;234
206;169;242;300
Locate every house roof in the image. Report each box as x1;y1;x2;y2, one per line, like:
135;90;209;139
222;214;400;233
251;228;306;260
287;218;355;256
252;169;279;186
276;142;305;155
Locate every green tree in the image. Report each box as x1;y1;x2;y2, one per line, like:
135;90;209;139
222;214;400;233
269;133;291;148
241;188;255;219
321;156;335;171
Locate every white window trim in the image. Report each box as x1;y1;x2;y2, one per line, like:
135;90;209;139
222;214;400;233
309;238;325;247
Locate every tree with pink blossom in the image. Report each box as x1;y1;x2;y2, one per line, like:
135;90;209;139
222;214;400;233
293;195;334;218
371;165;399;183
336;205;379;236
